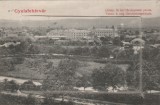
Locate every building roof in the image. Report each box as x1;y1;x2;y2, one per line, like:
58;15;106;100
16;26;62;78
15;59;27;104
131;38;145;45
93;28;114;32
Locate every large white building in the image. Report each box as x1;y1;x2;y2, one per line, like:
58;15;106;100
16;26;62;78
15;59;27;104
46;29;66;39
47;29;90;40
92;28;116;38
66;29;90;39
46;28;118;40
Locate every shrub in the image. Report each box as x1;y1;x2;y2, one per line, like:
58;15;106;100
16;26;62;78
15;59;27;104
24;94;36;105
42;97;55;105
46;91;144;104
144;93;160;105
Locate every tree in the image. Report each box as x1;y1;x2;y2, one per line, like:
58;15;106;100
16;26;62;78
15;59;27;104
135;30;140;35
21;80;36;90
97;46;110;58
76;75;91;90
43;59;79;91
112;37;122;46
43;59;79;101
111;25;115;29
120;34;125;41
42;97;55;105
90;46;98;56
0;37;31;55
3;79;8;90
24;94;36;105
6;80;19;92
105;25;109;29
91;63;125;91
154;54;160;87
115;48;137;61
0;58;15;71
27;44;40;54
100;37;111;45
126;61;160;91
142;46;159;61
155;54;160;72
0;37;31;72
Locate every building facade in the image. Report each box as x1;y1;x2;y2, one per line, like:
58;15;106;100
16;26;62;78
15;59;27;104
47;28;118;40
66;29;90;40
92;28;115;38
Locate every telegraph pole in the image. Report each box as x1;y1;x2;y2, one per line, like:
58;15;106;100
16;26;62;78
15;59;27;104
139;17;143;96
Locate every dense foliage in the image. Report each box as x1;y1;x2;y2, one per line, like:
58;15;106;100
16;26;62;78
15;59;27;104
91;63;125;91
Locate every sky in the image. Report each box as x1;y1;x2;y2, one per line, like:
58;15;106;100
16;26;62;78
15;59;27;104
0;0;160;20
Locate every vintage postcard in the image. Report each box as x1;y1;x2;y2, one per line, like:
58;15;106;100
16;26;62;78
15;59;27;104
0;0;160;105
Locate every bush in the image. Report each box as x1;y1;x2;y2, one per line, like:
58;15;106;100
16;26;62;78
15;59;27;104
4;80;19;92
60;101;74;105
24;94;36;105
42;97;55;105
94;59;133;64
144;93;160;105
0;93;36;105
46;91;144;104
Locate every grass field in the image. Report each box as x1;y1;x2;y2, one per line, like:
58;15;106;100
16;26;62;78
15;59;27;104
1;64;45;80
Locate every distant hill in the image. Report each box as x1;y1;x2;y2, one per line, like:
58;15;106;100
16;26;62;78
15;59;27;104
0;17;160;28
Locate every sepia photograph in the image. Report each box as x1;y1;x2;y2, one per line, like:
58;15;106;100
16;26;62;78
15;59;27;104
0;0;160;105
